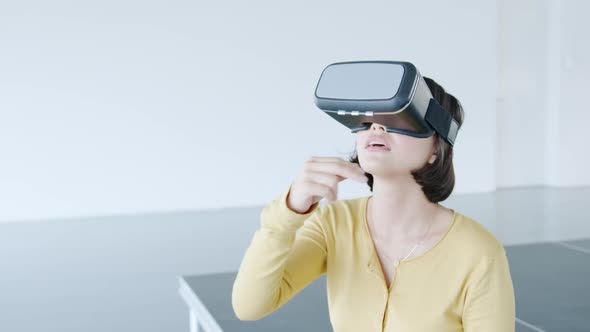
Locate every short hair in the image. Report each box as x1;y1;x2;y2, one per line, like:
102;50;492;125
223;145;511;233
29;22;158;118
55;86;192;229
348;76;465;203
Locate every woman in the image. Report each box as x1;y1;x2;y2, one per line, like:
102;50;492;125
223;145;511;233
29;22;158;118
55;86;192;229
232;77;516;331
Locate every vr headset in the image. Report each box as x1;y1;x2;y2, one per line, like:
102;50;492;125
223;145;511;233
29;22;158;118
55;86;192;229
313;60;459;146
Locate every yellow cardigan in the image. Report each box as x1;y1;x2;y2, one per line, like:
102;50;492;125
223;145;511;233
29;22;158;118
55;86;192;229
232;185;516;331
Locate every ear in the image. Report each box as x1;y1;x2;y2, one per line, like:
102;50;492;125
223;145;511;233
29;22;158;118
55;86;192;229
428;154;437;164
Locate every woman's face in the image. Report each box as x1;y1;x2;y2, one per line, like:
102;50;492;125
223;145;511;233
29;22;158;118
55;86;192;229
355;122;437;177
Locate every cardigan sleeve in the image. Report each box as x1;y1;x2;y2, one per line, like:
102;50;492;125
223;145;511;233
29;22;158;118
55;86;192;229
462;246;516;331
231;183;329;321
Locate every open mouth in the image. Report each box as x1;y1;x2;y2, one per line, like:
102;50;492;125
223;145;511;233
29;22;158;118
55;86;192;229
366;143;390;151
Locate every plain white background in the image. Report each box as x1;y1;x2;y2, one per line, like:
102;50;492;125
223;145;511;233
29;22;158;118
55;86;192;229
0;0;587;223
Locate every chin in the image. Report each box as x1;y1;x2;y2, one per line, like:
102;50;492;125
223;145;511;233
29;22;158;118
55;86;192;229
359;163;392;175
359;159;411;176
359;154;393;166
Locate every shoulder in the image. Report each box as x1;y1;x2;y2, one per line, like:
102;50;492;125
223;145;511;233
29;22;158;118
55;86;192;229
320;195;366;213
321;195;367;218
451;210;506;260
299;195;367;230
306;196;368;234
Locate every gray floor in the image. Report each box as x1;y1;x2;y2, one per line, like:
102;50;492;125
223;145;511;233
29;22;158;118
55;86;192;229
0;186;589;332
507;241;590;331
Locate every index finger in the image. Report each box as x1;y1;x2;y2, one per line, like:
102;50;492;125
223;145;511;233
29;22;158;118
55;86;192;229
308;159;367;181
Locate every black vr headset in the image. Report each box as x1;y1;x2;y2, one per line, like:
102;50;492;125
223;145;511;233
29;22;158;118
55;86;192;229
313;60;459;147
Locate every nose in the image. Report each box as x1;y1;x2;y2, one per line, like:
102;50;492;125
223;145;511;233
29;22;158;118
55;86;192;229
370;122;387;132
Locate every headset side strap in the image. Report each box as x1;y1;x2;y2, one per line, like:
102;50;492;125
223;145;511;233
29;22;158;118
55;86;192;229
425;99;459;146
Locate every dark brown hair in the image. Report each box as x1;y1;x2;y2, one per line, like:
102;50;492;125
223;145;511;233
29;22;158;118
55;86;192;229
348;76;465;203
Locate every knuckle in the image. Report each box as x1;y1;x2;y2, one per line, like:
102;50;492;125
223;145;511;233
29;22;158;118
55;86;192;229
301;172;312;182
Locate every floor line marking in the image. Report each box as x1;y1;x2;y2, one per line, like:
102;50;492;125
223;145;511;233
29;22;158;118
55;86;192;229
553;241;590;256
516;317;547;332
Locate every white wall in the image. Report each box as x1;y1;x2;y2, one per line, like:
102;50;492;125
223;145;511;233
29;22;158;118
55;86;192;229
496;0;589;188
3;0;569;223
496;0;548;187
555;0;590;186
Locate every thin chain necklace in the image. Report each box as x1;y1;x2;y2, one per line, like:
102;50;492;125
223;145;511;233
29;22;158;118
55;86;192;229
372;215;434;263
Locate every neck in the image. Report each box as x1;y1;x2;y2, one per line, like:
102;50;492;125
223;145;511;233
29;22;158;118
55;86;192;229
368;173;440;242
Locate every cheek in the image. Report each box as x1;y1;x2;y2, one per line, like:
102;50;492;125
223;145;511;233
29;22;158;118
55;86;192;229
391;133;425;149
392;133;413;144
394;135;434;158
